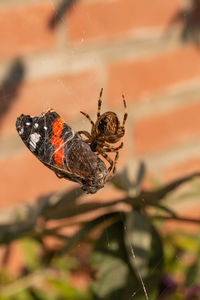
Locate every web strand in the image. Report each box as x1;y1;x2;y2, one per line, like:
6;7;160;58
130;245;149;300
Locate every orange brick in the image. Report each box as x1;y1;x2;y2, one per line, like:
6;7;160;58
165;156;200;182
162;202;200;234
0;3;56;60
134;101;200;155
108;45;200;107
0;70;100;137
0;151;75;210
68;0;183;43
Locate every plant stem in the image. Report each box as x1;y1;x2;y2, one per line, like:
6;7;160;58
153;215;200;224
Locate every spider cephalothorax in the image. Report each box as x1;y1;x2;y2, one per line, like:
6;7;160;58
78;88;127;179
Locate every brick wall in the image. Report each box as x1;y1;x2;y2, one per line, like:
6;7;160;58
1;0;200;211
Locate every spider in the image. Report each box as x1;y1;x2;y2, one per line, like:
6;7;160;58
78;88;127;179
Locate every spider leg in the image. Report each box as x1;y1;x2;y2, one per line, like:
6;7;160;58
97;148;113;173
105;151;119;182
122;94;128;127
80;111;94;128
78;130;91;141
103;142;123;152
97;88;103;118
112;151;119;175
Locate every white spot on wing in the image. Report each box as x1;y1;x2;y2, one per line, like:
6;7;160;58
18;128;24;135
44;126;48;130
34;123;39;129
29;133;40;151
26;122;31;126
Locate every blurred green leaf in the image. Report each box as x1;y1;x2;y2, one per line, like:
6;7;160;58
0;296;10;300
164;234;180;274
0;269;13;287
91;215;160;300
40;188;84;220
52;255;78;272
91;218;135;299
0;220;36;245
111;168;132;191
20;238;40;270
111;162;146;195
186;236;200;286
92;252;130;299
125;211;164;298
175;234;197;252
26;287;57;300
59;212;119;254
11;289;35;300
135;161;146;193
49;279;91;299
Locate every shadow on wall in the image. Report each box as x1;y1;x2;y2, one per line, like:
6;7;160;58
48;0;78;29
0;59;25;127
168;0;200;46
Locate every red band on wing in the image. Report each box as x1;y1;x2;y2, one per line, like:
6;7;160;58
51;117;66;168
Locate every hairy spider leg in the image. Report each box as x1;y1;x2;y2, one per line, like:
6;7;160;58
122;94;128;127
103;142;123;152
105;151;119;182
80;111;95;128
78;130;91;142
112;151;119;174
97;88;103;118
97;148;114;172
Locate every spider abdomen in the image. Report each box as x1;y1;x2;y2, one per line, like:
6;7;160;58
97;112;119;134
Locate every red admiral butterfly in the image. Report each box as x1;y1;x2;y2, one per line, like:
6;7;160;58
16;109;108;194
